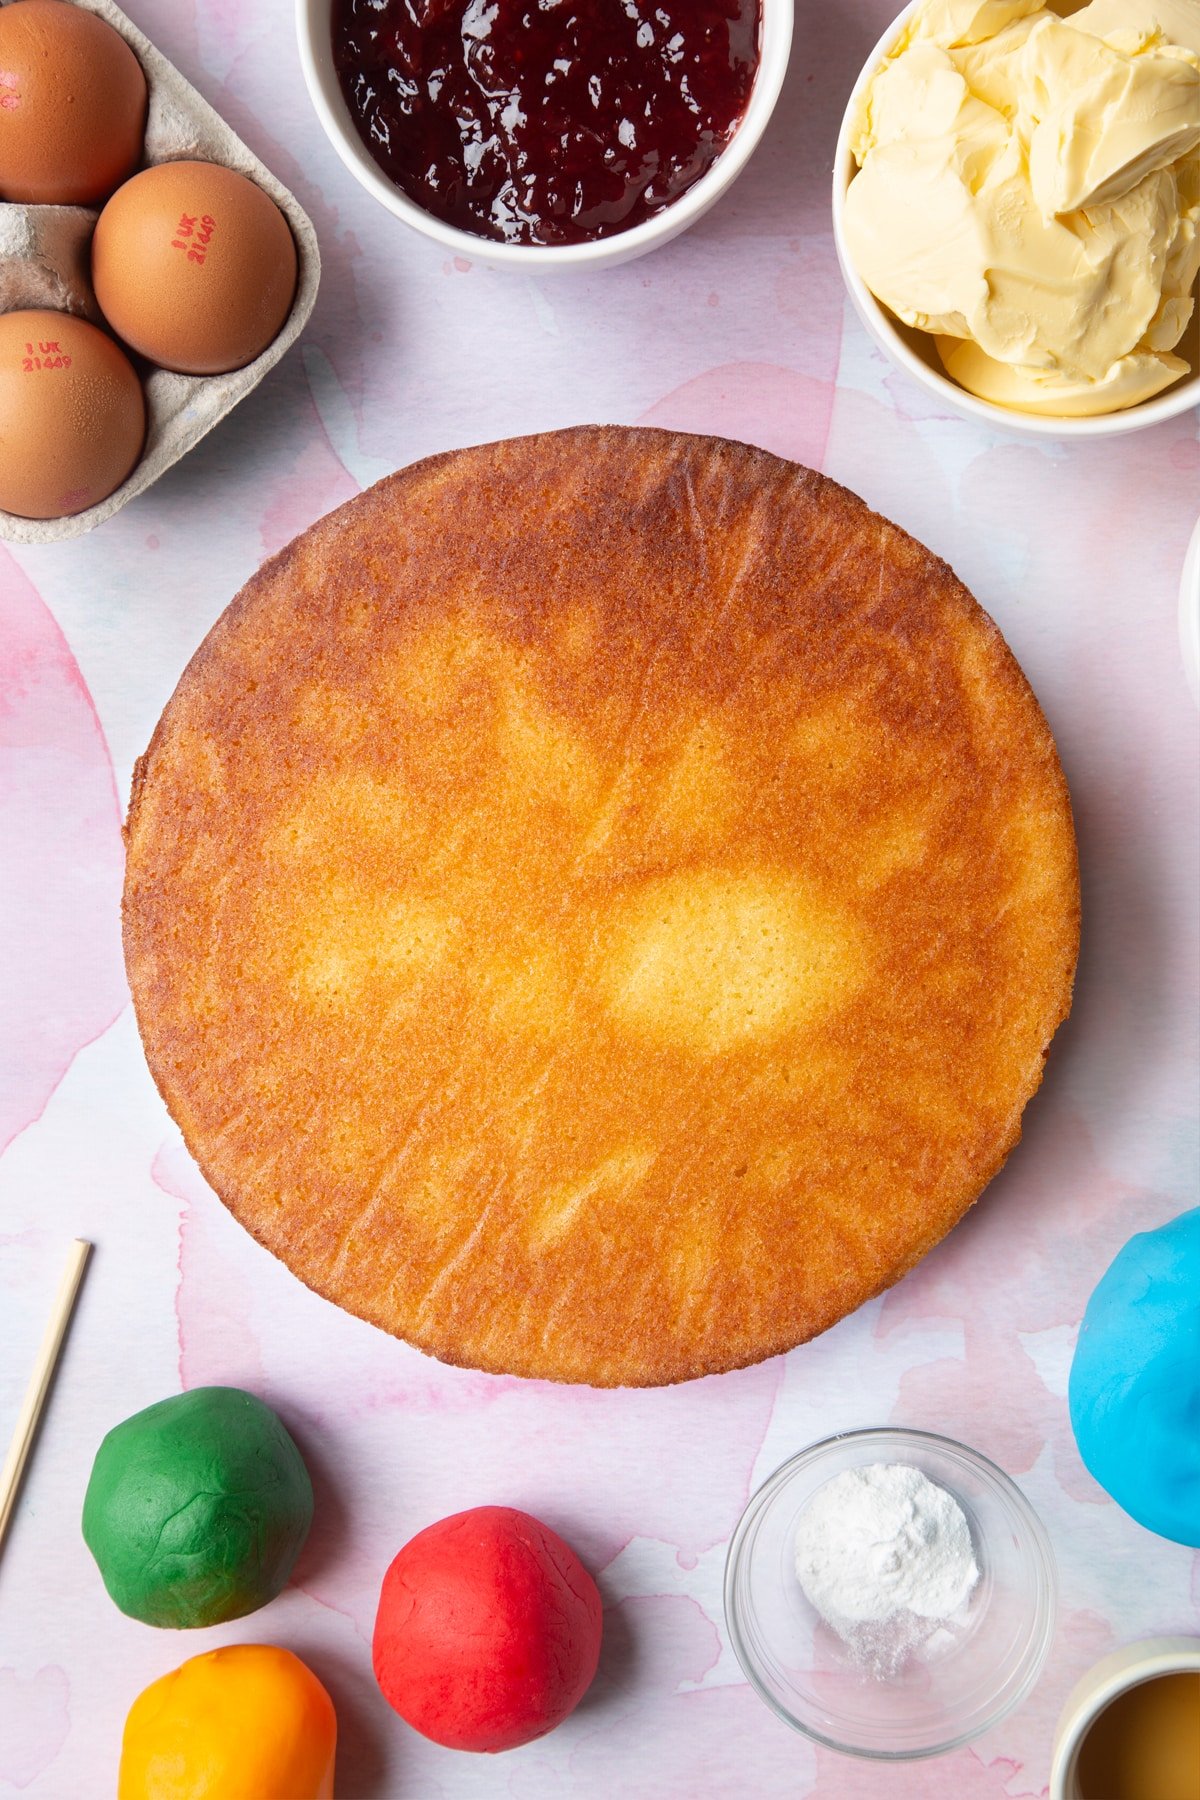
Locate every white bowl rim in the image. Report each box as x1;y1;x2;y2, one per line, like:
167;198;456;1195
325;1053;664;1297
1049;1636;1200;1798
830;0;1200;439
296;0;794;269
723;1426;1058;1762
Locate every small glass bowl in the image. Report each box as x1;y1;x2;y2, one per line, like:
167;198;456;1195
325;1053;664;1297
725;1428;1056;1760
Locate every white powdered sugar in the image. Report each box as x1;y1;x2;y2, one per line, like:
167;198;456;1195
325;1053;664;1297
793;1462;979;1677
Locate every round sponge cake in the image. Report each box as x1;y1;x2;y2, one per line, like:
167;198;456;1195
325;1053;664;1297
123;428;1079;1386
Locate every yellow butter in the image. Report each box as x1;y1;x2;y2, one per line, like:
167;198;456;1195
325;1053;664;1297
845;0;1200;415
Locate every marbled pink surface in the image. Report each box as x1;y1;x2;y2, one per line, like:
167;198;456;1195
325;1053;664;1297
1;1;1198;1794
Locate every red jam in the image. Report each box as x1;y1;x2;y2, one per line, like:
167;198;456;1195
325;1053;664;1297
331;0;761;248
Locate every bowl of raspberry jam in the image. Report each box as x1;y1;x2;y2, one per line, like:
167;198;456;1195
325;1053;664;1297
297;0;793;267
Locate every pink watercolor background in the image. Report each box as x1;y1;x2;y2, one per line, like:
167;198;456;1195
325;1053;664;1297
1;0;1198;1795
0;551;126;1155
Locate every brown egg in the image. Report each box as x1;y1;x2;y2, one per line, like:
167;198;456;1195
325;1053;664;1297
92;161;298;377
0;0;146;205
0;309;145;519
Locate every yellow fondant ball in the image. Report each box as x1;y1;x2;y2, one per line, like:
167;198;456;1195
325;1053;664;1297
118;1644;336;1799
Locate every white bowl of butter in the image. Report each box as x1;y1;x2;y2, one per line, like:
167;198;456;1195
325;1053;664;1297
832;0;1200;435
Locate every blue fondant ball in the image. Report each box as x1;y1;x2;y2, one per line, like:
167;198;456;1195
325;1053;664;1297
1069;1208;1200;1547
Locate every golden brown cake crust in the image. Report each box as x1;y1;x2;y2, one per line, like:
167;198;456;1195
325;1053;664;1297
124;427;1079;1385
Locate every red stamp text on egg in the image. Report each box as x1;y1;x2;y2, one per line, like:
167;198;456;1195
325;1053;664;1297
171;211;217;265
22;340;71;372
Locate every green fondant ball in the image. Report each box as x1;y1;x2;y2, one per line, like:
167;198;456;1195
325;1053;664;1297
82;1386;314;1628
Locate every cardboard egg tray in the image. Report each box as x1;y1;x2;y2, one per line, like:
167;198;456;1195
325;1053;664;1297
0;0;321;543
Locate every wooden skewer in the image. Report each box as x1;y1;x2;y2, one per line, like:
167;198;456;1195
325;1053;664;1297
0;1238;92;1555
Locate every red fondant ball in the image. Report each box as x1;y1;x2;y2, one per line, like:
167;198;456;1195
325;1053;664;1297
372;1505;603;1753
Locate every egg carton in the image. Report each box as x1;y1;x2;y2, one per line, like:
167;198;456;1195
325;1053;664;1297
0;0;320;543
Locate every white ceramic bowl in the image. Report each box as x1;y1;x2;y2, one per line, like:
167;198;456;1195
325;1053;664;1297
1049;1636;1200;1799
297;0;793;270
725;1429;1057;1759
831;1;1200;439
